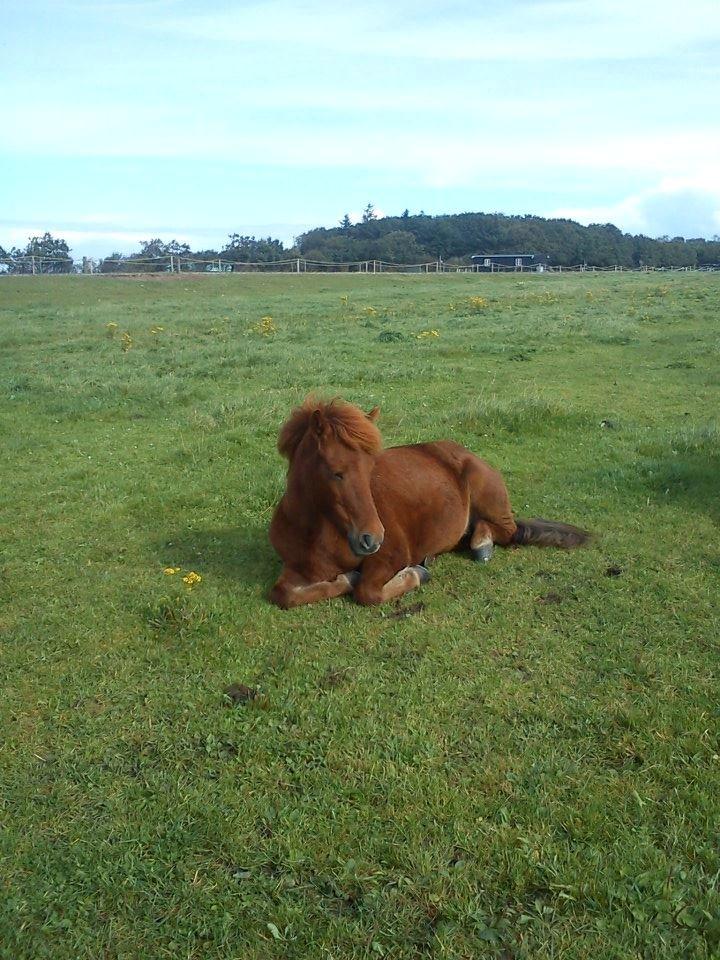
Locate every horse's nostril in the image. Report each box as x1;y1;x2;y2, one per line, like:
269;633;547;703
349;531;383;556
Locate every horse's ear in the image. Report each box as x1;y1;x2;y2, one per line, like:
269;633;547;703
366;406;380;422
311;409;326;436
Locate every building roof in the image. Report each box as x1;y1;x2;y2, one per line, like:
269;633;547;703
472;253;539;258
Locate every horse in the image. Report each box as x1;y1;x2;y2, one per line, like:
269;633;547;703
269;398;589;608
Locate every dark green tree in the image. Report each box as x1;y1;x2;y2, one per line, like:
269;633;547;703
221;234;285;266
9;233;73;274
98;251;126;274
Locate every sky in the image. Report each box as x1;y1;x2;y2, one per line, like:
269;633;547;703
2;0;720;258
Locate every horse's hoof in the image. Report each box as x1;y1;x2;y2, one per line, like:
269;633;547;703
414;564;431;584
472;543;494;563
344;570;361;587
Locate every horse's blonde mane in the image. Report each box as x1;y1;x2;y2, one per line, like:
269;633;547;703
278;397;382;460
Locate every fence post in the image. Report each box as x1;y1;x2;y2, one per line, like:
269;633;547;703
31;255;36;275
169;255;174;273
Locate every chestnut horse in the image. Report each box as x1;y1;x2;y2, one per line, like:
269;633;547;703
269;398;589;608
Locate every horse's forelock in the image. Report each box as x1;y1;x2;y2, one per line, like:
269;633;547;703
327;400;382;454
278;398;382;460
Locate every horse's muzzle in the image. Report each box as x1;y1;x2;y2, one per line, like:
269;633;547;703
348;531;384;557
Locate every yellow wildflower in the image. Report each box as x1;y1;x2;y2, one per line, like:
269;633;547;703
163;567;181;575
468;296;488;309
416;329;440;339
182;571;202;586
251;316;276;336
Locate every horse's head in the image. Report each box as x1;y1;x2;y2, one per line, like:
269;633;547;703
278;399;385;557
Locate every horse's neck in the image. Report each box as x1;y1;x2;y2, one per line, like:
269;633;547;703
285;469;344;542
286;470;321;523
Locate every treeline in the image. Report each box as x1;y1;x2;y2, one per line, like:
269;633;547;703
0;233;288;274
3;212;720;274
296;208;720;268
0;233;74;274
96;235;286;272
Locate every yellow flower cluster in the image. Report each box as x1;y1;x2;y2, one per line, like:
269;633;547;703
251;316;276;336
163;567;202;587
120;332;133;351
468;296;488;309
150;325;164;334
416;329;440;339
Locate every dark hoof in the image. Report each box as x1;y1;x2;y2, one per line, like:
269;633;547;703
414;564;431;585
345;570;361;587
472;543;494;563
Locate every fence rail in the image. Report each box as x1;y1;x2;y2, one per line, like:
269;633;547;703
1;255;716;276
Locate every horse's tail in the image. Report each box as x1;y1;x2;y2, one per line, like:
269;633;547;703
512;518;591;549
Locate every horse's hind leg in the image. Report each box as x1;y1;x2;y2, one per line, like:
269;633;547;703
465;458;518;562
470;520;494;563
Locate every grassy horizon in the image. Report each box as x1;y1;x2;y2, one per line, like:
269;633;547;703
1;272;718;959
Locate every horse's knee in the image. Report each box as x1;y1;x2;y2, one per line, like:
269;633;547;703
353;583;383;606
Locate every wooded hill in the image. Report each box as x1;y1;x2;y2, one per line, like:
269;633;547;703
4;211;720;272
296;210;720;268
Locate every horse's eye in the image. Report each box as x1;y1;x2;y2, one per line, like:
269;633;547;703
334;472;344;481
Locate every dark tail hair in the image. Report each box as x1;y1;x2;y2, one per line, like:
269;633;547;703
512;518;591;549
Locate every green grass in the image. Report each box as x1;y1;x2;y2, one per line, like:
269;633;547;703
1;271;719;959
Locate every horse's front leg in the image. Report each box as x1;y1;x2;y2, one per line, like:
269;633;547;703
270;569;359;610
353;561;430;607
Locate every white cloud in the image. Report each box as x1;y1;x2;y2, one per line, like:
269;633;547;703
150;0;720;63
549;177;720;238
5;95;719;183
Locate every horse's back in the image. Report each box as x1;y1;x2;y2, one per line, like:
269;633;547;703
379;440;500;485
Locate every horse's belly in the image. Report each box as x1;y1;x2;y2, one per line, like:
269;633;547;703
374;446;472;561
418;486;469;555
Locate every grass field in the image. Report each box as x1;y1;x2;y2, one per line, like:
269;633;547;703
1;271;719;959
